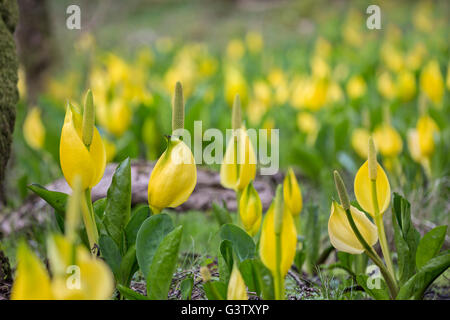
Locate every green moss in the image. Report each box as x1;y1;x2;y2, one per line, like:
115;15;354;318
0;0;19;202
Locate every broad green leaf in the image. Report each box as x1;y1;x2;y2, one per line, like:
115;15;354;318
397;252;450;300
147;226;183;300
180;277;194;300
99;235;122;279
125;205;150;248
103;158;132;250
136;214;174;279
416;225;447;269
219;240;234;278
239;258;263;297
392;193;420;285
28;184;68;216
117;284;148;300
294;249;306;272
304;205;320;274
119;245;138;287
219;224;255;262
356;274;390;300
212;202;232;226
252;259;274;300
93;198;107;219
203;281;226;300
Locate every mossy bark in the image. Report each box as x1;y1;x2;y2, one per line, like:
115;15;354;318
0;0;19;205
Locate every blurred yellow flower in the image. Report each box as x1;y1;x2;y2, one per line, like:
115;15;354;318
226;39;245;60
346;75;366;100
283;168;302;216
417;115;439;158
373;124;403;157
351;128;371;159
377;71;396;100
380;43;404;73
420;60;444;105
225;66;248;107
396;70;416;102
23;107;45;150
246;31;263;54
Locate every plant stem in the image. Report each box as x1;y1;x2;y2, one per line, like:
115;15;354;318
370;180;396;281
344;208;398;298
235;190;242;227
83;188;99;255
274;232;284;300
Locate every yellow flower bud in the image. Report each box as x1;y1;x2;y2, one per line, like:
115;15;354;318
354;160;391;217
239;182;262;236
23;107;45;150
396;70;416;102
60;104;106;190
220;128;257;192
283;168;303;216
227;264;248;300
328;201;378;254
148;137;197;214
373;124;403;157
259;201;297;277
420;60;444;105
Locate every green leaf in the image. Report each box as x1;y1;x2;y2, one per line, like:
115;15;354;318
416;225;448;269
119;245;138;287
219;240;234;278
212;202;232;226
392;193;420;285
180;277;194;300
93;198;107;219
252;259;275;300
356;274;390;300
147;226;183;300
125;206;150;249
397;252;450;300
219;224;256;262
239;258;263;297
117;284;148;300
136;214;174;279
203;281;227;300
99;235;122;279
294;249;306;272
103;158;132;250
28;184;68;217
304;205;320;274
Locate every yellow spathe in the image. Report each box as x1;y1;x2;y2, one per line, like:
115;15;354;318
328;201;378;254
283;168;303;216
239;182;262;236
227;264;248;300
354;160;391;217
148;137;197;213
60;106;106;189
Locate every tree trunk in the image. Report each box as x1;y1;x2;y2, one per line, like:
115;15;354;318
0;0;19;205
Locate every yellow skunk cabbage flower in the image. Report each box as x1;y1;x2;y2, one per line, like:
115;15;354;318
148;137;197;214
328;201;378;254
373;124;403;157
11;238;114;300
60;94;106;190
354;160;391;217
396;70;416;102
283;168;302;216
346;75;367;100
148;82;197;214
246;31;263;54
259;199;297;277
11;242;53;300
227;264;248;300
23;107;45;150
239;182;262;236
377;71;396;100
420;60;444;105
220;128;257;191
351;128;371;159
417;115;439;158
